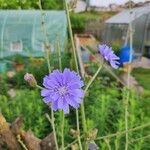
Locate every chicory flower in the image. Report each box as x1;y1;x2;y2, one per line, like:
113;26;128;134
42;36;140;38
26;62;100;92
41;68;84;114
98;44;120;69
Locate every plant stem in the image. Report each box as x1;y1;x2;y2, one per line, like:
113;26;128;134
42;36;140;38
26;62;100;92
81;62;103;149
64;123;150;149
84;62;104;94
64;0;79;73
17;135;28;150
57;41;62;71
96;123;150;140
125;0;133;149
51;110;59;150
57;38;64;149
104;139;111;150
76;109;83;150
61;111;65;149
64;134;84;150
64;0;83;148
38;0;51;73
36;85;44;90
46;113;59;149
125;89;129;150
38;1;59;149
129;134;150;144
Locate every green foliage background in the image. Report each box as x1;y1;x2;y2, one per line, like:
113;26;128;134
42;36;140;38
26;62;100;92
0;62;150;149
0;0;63;9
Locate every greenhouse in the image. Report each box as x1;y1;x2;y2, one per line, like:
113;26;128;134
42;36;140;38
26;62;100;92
104;5;150;58
0;10;67;59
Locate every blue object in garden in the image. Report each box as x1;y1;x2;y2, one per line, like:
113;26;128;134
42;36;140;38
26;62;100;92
119;46;134;66
82;50;89;63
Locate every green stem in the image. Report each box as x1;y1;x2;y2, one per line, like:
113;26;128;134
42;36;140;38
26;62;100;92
61;111;65;149
57;37;64;149
51;110;59;150
36;85;44;90
81;62;103;149
38;0;51;73
37;86;59;149
64;123;150;149
57;41;62;71
129;134;150;144
76;109;83;150
125;0;133;149
104;139;111;150
64;0;83;148
38;0;58;149
96;123;150;140
64;0;79;73
125;89;129;150
84;62;104;94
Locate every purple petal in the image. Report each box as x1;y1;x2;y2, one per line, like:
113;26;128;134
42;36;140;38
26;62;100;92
51;70;63;85
63;68;71;84
52;100;58;111
43;76;58;89
110;61;120;69
69;89;84;98
68;94;83;103
51;93;60;101
64;95;80;108
98;44;120;69
41;89;52;97
62;101;69;114
57;97;64;109
43;96;52;104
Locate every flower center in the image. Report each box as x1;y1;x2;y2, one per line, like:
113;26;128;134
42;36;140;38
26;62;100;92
58;86;67;96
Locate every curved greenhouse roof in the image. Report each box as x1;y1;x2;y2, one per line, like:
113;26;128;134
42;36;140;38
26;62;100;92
0;10;67;58
106;5;150;24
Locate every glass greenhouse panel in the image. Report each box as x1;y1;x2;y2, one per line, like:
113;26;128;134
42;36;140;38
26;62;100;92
0;10;67;58
105;24;128;46
132;14;148;57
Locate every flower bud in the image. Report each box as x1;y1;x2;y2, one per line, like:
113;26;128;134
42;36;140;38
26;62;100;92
24;73;37;87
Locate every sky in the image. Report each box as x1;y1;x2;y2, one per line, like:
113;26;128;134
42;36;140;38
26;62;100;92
90;0;147;6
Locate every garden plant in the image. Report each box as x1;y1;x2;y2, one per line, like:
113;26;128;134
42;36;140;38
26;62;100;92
0;0;150;150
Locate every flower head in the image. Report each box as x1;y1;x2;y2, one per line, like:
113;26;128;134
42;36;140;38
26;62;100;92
41;68;84;114
88;143;98;150
24;73;37;87
98;44;120;69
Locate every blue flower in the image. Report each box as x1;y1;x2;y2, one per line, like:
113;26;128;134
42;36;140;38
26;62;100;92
41;68;84;114
98;44;120;69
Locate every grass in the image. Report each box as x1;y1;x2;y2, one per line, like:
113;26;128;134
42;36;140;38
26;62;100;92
70;11;117;32
132;68;150;90
71;11;117;20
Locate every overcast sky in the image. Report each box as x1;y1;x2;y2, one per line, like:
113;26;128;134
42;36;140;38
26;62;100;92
90;0;147;6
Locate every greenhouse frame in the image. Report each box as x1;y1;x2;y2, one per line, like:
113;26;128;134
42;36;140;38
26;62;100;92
0;10;67;59
104;5;150;58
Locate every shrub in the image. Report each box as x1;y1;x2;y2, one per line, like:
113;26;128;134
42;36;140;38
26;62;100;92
0;89;49;138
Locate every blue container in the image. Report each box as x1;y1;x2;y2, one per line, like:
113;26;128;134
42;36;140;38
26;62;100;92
82;51;89;63
119;46;134;66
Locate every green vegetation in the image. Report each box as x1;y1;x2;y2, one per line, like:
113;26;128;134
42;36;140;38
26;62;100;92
0;0;63;9
0;89;49;138
70;11;116;32
132;68;150;90
0;70;149;149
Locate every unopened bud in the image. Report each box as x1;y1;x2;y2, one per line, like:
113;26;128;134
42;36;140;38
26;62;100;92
88;142;98;150
24;73;37;87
